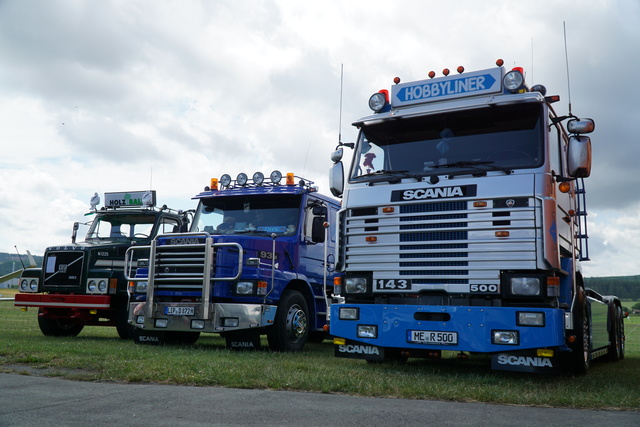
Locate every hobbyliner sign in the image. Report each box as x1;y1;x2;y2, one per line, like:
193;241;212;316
392;67;503;107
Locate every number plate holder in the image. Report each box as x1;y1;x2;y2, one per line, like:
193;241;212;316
407;330;458;345
164;306;195;316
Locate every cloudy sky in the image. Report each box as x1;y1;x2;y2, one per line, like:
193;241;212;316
0;0;638;278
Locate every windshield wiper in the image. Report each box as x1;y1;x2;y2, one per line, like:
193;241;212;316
431;161;512;175
352;169;420;183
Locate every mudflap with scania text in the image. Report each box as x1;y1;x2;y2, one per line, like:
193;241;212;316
491;349;561;373
224;330;262;351
334;339;385;362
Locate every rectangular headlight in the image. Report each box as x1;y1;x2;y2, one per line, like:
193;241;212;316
492;330;519;345
357;325;378;339
339;307;359;320
344;277;368;294
517;312;545;327
510;277;541;296
135;281;148;293
136;315;145;324
191;319;206;329
235;281;254;295
222;317;239;328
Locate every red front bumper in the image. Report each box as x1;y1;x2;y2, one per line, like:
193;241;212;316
14;293;112;310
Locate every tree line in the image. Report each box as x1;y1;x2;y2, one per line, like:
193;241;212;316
585;275;640;300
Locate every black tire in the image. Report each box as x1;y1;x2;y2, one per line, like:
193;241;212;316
115;299;134;340
566;287;591;375
37;309;84;337
267;290;309;352
608;305;625;362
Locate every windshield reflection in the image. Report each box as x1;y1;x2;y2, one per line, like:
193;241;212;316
192;195;301;237
351;103;544;181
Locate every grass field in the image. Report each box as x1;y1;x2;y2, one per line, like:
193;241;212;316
1;290;639;411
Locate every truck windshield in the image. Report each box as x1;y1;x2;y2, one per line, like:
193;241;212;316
350;103;544;180
192;194;301;237
85;213;157;242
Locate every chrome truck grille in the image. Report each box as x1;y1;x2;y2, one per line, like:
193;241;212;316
152;241;211;292
141;234;243;294
343;197;538;292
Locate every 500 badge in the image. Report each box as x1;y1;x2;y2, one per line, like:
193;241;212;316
375;279;412;290
470;284;499;294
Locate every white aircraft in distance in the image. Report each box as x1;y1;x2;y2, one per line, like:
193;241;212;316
0;250;37;283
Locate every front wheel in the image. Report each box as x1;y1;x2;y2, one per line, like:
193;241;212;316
37;309;84;337
267;290;309;352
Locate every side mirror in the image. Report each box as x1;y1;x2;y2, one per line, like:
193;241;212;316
331;148;344;163
567;135;592;178
329;162;344;197
72;222;79;244
567;118;595;134
311;217;326;243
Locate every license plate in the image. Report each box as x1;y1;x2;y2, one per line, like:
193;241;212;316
407;330;458;345
164;306;195;316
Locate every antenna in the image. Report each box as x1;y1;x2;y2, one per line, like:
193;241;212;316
338;63;344;146
531;37;534;84
563;21;572;116
14;245;25;269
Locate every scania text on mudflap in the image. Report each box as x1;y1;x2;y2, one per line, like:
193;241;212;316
14;191;190;339
328;60;626;374
125;171;340;351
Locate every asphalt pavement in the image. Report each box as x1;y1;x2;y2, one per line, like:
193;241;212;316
0;373;637;426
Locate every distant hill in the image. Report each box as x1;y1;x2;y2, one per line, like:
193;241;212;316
0;252;43;276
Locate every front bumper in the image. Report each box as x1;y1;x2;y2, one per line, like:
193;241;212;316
14;293;111;310
330;303;565;353
129;301;277;333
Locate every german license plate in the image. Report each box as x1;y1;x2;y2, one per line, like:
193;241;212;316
407;330;458;345
165;306;195;316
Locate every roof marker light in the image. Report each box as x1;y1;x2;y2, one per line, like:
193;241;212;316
393;77;401;84
428;71;436;79
442;68;450;76
496;58;504;67
457;66;464;74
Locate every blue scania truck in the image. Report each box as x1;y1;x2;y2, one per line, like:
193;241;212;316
328;60;625;373
126;171;339;351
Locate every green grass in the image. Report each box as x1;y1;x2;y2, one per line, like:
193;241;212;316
1;294;639;411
